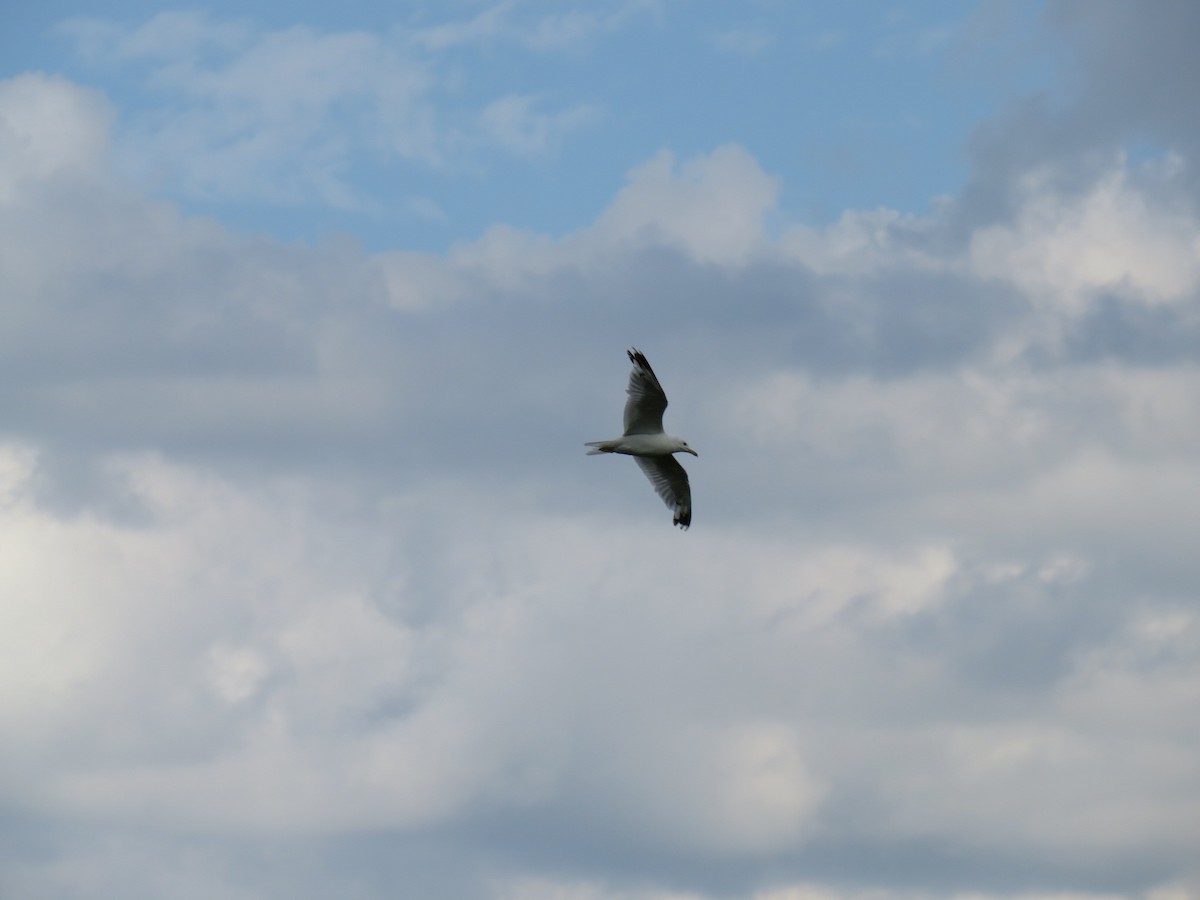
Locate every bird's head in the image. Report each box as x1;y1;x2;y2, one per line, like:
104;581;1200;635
678;440;698;457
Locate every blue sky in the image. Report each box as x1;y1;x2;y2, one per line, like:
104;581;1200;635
5;0;1053;250
3;3;1200;900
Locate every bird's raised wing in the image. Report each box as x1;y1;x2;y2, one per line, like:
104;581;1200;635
634;455;692;529
623;348;668;435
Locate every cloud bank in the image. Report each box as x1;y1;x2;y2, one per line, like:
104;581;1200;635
3;4;1200;898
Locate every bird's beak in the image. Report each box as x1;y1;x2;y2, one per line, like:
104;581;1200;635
687;448;699;457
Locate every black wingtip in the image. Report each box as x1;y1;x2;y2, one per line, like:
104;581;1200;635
674;510;691;530
627;348;657;378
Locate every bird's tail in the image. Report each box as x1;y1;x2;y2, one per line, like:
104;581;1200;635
585;440;615;455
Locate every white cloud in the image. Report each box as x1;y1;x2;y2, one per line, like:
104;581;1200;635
49;5;660;209
779;206;947;275
3;57;1200;899
107;21;436;207
375;144;780;304
710;27;775;57
605;721;824;855
482;94;598;158
971;162;1200;312
410;0;660;52
57;10;251;63
0;74;112;202
594;144;780;264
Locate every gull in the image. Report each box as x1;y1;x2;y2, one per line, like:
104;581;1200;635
586;348;698;529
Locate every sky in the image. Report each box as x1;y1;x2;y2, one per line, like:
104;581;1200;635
1;1;1199;899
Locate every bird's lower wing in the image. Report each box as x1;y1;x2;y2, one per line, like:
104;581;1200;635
634;456;692;529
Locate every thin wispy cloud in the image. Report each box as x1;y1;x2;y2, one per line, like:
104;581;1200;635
57;9;252;63
407;0;661;52
58;14;439;207
710;26;775;57
51;4;639;209
482;93;600;158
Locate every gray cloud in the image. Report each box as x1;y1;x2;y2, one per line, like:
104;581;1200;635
1058;289;1200;366
957;0;1200;230
1048;0;1200;155
3;10;1200;898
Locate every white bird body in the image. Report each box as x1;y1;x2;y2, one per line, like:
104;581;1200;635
585;432;692;457
586;349;697;529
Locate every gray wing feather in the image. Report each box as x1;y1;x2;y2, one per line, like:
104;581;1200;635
634;456;692;529
623;348;668;435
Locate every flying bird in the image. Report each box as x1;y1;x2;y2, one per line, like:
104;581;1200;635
586;348;698;529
